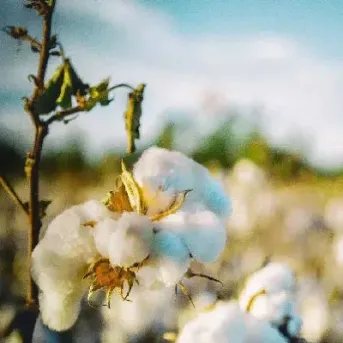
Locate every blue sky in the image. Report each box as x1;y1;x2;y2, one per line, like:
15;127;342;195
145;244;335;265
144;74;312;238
144;0;343;59
1;0;343;167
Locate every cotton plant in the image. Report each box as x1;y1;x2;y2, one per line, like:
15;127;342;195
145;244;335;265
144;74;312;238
239;262;303;341
31;146;232;331
176;301;288;343
176;262;304;343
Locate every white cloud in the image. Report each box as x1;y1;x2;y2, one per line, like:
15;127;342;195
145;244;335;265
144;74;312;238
2;0;343;167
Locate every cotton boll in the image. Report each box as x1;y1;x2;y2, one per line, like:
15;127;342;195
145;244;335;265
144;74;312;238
46;201;114;238
151;229;190;263
157;206;227;263
42;202;106;264
239;263;298;329
324;197;343;233
108;212;153;267
157;257;190;286
178;291;217;330
73;200;116;223
231;159;267;190
176;301;287;343
297;278;329;342
93;218;118;258
133;147;197;193
135;265;163;289
133;147;231;221
176;302;247;343
39;290;84;331
137;256;191;289
32;242;90;331
103;286;176;341
199;175;232;221
333;234;343;265
244;291;296;327
239;263;295;305
287;313;303;338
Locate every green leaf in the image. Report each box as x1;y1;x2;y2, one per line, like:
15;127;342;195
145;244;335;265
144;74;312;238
56;62;73;109
79;78;113;111
68;60;89;96
33;64;64;115
124;83;146;153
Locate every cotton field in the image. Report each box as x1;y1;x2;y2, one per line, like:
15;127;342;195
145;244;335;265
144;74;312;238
1;155;342;343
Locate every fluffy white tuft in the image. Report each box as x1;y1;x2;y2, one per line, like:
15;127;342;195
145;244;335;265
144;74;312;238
133;146;231;221
239;263;302;336
176;301;287;343
157;205;227;263
93;218;118;258
32;201;111;331
137;256;190;289
107;212;153;267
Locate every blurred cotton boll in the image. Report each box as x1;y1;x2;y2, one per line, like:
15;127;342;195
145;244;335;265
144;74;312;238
332;234;343;265
230;159;267;191
102;286;176;342
297;277;329;342
177;291;217;331
239;262;302;338
324;197;343;233
176;301;287;343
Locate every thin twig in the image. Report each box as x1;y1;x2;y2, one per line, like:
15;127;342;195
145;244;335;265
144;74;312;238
45;106;83;125
32;0;56;95
108;83;135;92
0;176;29;215
23;34;42;51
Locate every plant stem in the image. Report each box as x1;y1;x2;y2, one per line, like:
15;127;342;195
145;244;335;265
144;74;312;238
26;124;48;307
25;0;56;308
0;176;29;216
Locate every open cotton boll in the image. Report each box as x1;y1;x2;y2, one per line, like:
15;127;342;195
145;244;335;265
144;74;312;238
32;242;90;331
239;262;302;337
176;301;287;343
32;201;113;331
137;256;191;289
177;291;217;331
239;263;295;311
151;229;190;262
108;212;153;267
38;289;85;331
242;290;297;327
133;147;231;220
93;218;118;258
157;206;227;263
45;200;115;238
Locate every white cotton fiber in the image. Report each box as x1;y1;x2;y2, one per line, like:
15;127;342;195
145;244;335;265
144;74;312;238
108;212;153;267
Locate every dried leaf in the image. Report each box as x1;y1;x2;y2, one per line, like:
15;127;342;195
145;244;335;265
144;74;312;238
124;83;146;153
150;189;191;222
120;160;145;214
104;180;133;214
